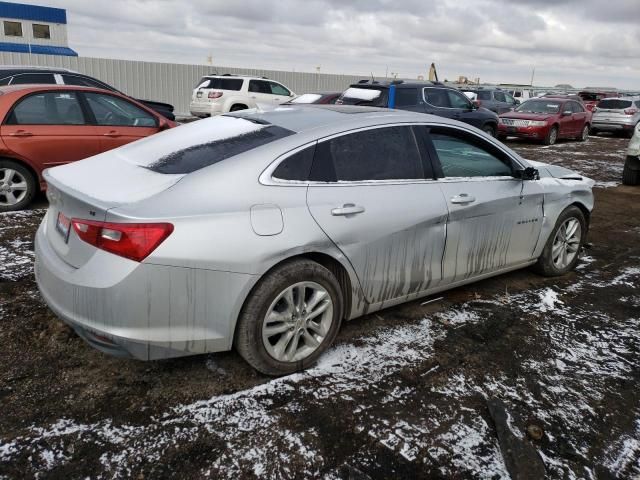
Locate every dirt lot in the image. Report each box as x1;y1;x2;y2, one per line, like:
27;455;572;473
0;135;638;479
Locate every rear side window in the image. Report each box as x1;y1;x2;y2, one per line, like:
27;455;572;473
598;99;633;110
147;118;295;174
429;129;512;178
395;88;418;106
423;88;450;108
310;126;423;182
196;77;243;91
7;92;85;125
10;73;56;85
273;145;315;181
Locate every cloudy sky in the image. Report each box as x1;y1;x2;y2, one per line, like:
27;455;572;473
28;0;640;89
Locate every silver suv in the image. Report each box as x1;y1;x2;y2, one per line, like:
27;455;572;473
591;96;640;137
189;74;295;117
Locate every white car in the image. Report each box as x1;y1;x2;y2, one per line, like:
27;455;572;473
189;74;295;117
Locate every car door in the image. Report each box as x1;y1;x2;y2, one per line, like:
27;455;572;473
248;80;273;108
306;125;449;305
81;91;160;150
557;101;575;138
0;90;101;170
493;91;511;114
267;81;293;105
569;101;588;134
423;126;544;283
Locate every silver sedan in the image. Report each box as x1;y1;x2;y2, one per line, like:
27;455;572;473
35;106;594;375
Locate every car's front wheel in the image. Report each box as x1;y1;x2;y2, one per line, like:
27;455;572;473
0;160;36;213
533;206;586;276
234;259;343;375
544;125;558;145
482;124;496;137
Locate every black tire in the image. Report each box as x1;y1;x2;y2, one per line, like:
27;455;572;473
577;124;590;141
544;125;558;145
234;259;344;376
0;159;37;213
482;124;496;137
533;206;586;277
230;104;248;112
622;156;640;185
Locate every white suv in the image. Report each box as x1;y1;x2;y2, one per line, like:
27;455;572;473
189;74;295;117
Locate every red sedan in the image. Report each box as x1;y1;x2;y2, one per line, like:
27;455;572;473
0;84;175;211
498;98;591;145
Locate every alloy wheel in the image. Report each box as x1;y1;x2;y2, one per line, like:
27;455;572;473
551;218;581;269
0;168;28;206
262;281;333;363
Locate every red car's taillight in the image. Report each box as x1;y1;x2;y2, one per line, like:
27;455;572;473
208;91;223;99
71;219;174;262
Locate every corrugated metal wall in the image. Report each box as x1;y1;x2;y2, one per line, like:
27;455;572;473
0;52;375;116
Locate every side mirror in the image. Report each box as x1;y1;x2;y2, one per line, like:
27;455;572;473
158;118;172;130
515;167;540;181
472;100;481;110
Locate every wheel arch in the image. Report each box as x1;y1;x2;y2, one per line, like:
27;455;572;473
570;201;591;230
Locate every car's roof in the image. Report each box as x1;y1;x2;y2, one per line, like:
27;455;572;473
0;66;78;75
227;104;461;134
0;84;112;95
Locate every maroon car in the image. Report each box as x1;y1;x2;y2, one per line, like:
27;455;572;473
498;98;591;145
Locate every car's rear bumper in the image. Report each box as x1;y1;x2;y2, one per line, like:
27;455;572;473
592;119;636;130
34;219;257;360
189;102;223;118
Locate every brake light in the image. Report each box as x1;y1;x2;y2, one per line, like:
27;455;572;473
208;91;223;99
624;108;638;115
71;219;174;262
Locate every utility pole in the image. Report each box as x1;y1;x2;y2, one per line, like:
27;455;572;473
530;67;535;86
316;65;321;90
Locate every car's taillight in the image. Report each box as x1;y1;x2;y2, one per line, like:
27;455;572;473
208;91;223;99
71;219;174;262
624;108;638;115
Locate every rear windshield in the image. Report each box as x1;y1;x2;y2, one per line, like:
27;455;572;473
135;116;294;174
195;77;243;91
597;99;633;110
338;87;386;106
516;100;562;114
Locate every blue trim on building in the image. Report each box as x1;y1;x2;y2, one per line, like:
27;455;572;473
0;41;77;56
0;1;67;24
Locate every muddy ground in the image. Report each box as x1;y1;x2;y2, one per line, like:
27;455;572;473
0;134;638;479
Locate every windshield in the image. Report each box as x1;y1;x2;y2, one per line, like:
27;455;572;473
597;99;633;110
338;87;386;106
516;100;562;114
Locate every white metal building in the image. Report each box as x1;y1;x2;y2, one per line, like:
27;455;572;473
0;1;76;56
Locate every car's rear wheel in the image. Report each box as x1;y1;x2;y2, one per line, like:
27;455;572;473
544;126;558;145
533;206;586;276
577;124;590;141
482;124;496;137
0;160;36;212
234;259;343;376
622;156;640;185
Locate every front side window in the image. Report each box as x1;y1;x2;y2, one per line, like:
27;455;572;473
395;88;418;106
504;92;516;104
3;21;22;37
273;145;315;181
32;24;50;39
494;91;507;102
8;92;85;125
269;82;290;96
10;73;56;85
424;88;450;108
447;90;472;109
311;126;423;182
84;92;157;127
429;129;512;178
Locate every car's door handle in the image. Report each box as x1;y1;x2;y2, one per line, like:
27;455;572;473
331;203;365;216
450;194;476;204
103;131;121;137
10;130;33;137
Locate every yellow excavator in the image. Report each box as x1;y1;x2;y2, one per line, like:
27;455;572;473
428;63;438;82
